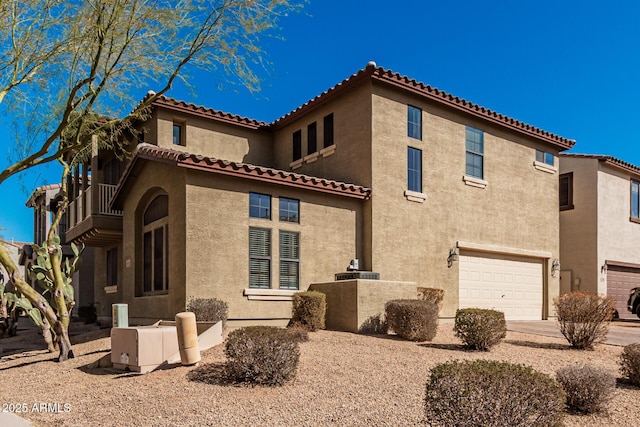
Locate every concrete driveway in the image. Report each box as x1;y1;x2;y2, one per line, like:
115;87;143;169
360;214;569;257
507;320;640;347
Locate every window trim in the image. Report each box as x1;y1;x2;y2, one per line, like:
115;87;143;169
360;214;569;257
559;172;574;211
408;105;422;140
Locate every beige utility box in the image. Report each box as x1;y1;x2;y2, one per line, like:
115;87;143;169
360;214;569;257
111;326;179;373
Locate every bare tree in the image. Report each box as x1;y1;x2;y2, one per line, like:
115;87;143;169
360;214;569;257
0;0;301;361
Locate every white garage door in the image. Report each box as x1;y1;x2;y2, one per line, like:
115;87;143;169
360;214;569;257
459;251;543;320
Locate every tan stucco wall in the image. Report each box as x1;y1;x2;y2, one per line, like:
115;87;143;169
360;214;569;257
559;157;600;294
309;280;417;333
369;83;561;318
184;171;364;322
155;107;273;165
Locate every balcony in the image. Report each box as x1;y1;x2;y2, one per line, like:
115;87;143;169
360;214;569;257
66;183;123;246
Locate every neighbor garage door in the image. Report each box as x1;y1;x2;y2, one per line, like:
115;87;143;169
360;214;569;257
459;251;543;320
607;264;640;320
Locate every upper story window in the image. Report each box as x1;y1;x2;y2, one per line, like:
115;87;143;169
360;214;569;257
279;197;299;223
142;194;169;294
307;122;317;154
559;172;574;211
632;180;640;221
292;130;302;161
408;105;422;140
465;127;484;179
407;147;422;193
323;114;334;148
249;192;271;219
536;149;555;166
173;123;184;146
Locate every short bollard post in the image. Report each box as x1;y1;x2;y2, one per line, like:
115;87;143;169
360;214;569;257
175;312;200;365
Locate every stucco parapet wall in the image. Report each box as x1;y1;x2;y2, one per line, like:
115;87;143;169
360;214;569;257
457;241;552;259
111;144;372;209
272;63;575;150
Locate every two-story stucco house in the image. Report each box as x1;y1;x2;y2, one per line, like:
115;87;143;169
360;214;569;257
63;62;575;325
559;154;640;319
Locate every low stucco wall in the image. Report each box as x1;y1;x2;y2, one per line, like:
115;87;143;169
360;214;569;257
309;279;417;333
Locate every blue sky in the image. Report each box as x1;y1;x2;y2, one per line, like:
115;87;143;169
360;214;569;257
1;0;640;242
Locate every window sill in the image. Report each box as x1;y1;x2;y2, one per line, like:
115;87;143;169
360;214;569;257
320;145;336;157
560;204;574;211
463;175;488;189
244;288;297;301
104;285;118;294
304;152;319;164
533;161;557;174
630;216;640;224
289;159;303;170
404;190;427;203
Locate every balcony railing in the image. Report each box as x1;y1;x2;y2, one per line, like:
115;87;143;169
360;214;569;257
68;184;122;228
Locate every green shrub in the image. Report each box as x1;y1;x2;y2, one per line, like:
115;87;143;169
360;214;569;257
291;291;326;331
286;322;310;343
186;298;228;327
385;300;438;341
556;365;615;413
417;287;444;311
620;343;640;386
453;308;506;351
424;360;565;427
358;313;388;335
224;326;299;386
553;292;615;350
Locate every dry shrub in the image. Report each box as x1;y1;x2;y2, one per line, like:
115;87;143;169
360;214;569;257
291;291;326;331
553;292;615;350
359;313;388;335
186;298;228;326
286;321;310;343
556;365;615;413
424;360;565;427
619;343;640;386
385;300;438;341
453;308;506;351
417;287;444;311
224;326;299;386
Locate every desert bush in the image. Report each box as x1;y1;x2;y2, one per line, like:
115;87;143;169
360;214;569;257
554;292;615;350
424;360;565;427
556;365;615;413
224;326;299;386
358;313;388;335
417;287;444;311
291;291;326;331
385;300;438;341
453;308;506;351
619;343;640;386
187;298;228;327
286;321;310;343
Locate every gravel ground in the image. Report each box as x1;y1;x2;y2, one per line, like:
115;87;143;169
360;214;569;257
0;322;638;427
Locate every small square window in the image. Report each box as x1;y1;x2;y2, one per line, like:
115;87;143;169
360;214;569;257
307;122;317;154
408;105;422;140
323;114;334;148
279;198;299;223
249;193;271;219
536;149;554;166
173;123;183;146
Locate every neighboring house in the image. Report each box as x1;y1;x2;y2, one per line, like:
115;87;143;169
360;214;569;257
20;184;95;312
1;239;27;282
559;154;640;319
64;62;575;325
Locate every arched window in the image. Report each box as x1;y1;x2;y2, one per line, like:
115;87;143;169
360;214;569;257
142;194;168;294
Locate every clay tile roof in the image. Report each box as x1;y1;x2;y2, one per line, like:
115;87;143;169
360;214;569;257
111;144;371;208
147;94;268;130
560;153;640;177
271;63;575;150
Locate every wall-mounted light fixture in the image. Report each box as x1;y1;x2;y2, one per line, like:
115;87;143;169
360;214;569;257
551;258;560;277
601;263;608;274
447;247;459;268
